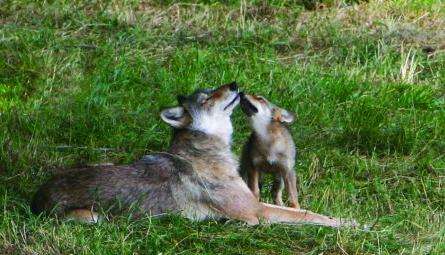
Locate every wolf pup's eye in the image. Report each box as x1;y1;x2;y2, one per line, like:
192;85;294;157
255;96;265;103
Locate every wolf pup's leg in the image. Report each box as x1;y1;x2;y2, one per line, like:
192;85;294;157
283;170;300;209
271;175;284;206
247;167;261;201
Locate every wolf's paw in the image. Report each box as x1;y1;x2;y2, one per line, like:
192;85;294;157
338;218;359;228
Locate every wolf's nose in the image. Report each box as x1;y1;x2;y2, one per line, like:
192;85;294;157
229;82;238;91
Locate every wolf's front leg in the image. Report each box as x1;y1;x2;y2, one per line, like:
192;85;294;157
216;199;260;225
258;203;357;228
212;181;262;225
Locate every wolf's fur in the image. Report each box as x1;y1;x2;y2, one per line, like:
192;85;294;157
240;93;299;208
31;83;353;227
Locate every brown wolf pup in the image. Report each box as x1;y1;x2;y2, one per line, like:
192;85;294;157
240;93;299;208
31;82;353;227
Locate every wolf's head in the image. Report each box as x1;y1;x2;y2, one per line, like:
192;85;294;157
240;93;294;136
161;82;240;144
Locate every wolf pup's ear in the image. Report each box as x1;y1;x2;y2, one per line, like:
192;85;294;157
280;109;295;123
160;107;188;128
274;108;295;124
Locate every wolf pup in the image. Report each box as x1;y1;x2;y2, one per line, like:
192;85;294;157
240;93;300;208
31;82;351;227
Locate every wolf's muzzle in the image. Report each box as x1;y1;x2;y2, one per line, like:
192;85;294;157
228;82;238;92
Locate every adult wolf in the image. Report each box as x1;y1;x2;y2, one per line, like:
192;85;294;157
32;82;352;227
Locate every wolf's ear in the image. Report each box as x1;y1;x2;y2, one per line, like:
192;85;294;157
160;107;188;128
177;95;187;104
274;108;295;124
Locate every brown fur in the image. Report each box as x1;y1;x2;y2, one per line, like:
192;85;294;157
31;83;354;228
240;94;300;208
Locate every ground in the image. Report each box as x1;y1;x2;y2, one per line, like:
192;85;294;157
0;0;444;254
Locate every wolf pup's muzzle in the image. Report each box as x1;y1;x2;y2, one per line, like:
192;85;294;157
240;93;259;116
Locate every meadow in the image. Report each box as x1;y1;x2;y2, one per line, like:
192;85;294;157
1;0;444;254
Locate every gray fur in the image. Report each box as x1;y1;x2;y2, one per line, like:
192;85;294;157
31;82;256;222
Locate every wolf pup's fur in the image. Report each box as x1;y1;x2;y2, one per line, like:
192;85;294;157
31;82;351;227
240;93;299;208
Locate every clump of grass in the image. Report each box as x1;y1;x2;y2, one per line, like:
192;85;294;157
298;0;368;10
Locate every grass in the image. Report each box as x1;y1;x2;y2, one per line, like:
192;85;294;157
1;0;444;254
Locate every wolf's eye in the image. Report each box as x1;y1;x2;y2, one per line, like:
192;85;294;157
198;93;210;105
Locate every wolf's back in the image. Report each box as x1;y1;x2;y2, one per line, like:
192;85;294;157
30;153;196;216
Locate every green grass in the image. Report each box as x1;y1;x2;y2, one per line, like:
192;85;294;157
1;0;444;254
